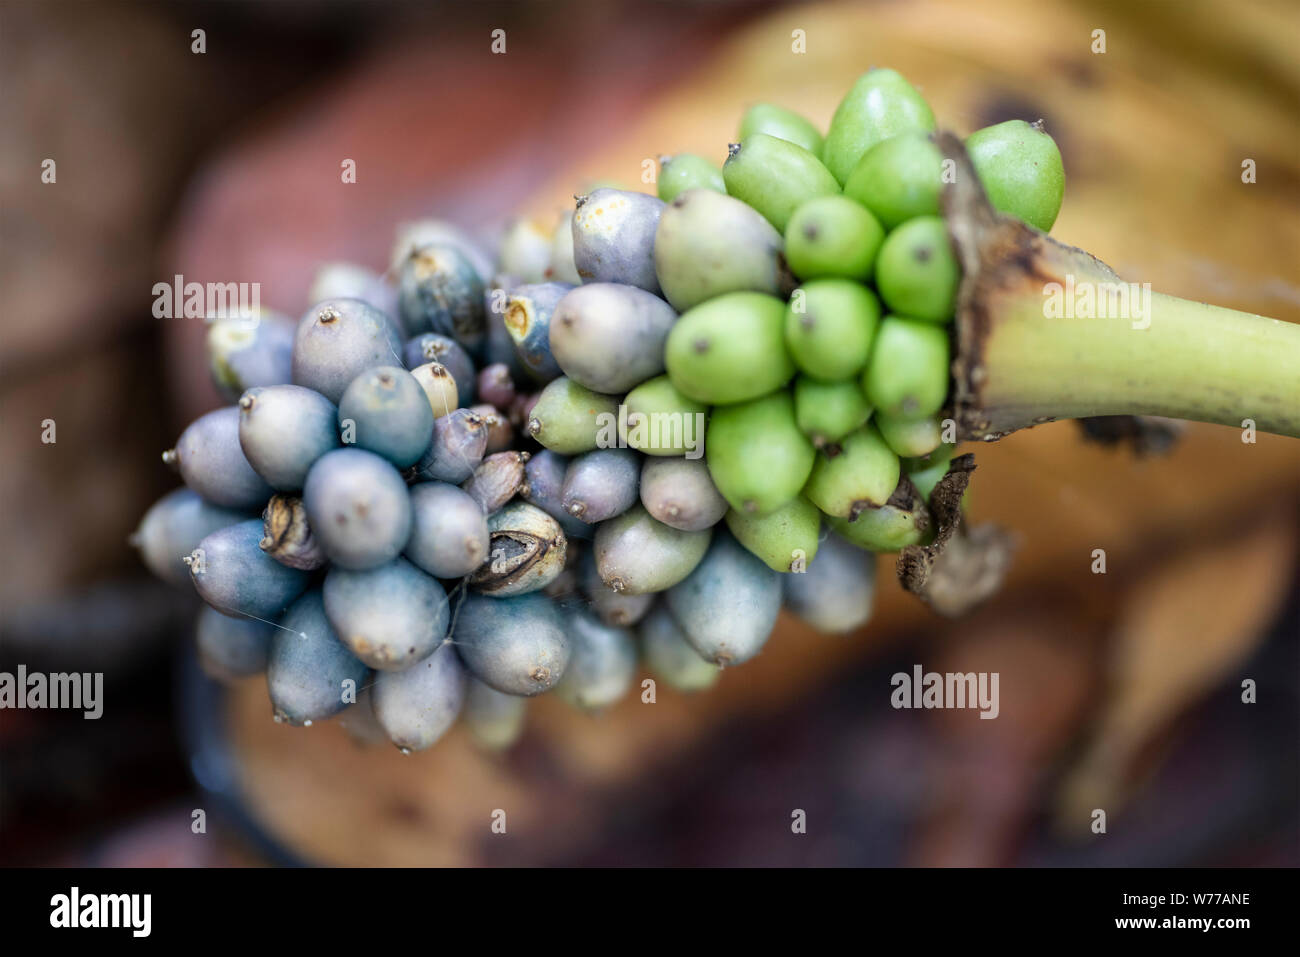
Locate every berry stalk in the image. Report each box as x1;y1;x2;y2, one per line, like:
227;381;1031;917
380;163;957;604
940;133;1300;441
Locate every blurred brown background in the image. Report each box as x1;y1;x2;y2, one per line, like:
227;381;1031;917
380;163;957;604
1;0;1297;866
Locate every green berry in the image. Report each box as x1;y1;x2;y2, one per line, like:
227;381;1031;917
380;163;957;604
876;414;942;458
706;391;815;515
861;316;951;421
784;195;884;281
724;497;821;572
526;376;621;454
723;133;840;232
620;375;708;456
822;68;935;185
793;375;871;447
666;292;794;404
803;424;900;519
966;119;1065;232
828;499;929;552
738;102;823;155
657;153;725;203
784;279;880;380
875;216;959;322
843;132;943;229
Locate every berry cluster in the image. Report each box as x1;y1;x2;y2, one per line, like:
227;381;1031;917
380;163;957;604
135;68;1064;753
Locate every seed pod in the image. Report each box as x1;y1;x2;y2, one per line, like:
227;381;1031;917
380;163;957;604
397;243;486;352
268;589;370;726
470;501;566;596
562;448;641;524
861;316;950;421
876;414;943;459
498;218;553;284
793;375;872;447
782;529;877;633
656;153;726;203
452;591;570;696
549;283;678;392
706;391;815;515
784;194;885;282
653;189;789;312
828;477;931;551
521;449;593;540
189;519;311;619
665;291;793;404
476;362;516;410
133;488;248;588
504;281;573;383
390;218;493;281
302;448;413;570
405;482;491;578
874;216;959;322
401;334;476;406
843;131;944;230
722;134;840;232
554;609;637;711
594;505;712;595
195;605;273;682
619;375;708;457
464;677;527;750
572;188;665;294
822;67;936;185
416;408;489;483
207;311;295;402
665;531;781;666
784;279;880;381
548;212;582;285
371;642;466;753
238;384;341;490
167;406;274;510
260;494;327;570
471;404;515;453
640;604;719;692
324;558;449;671
579;548;653;627
965;119;1065;232
410;361;461;418
462;450;529;515
291;298;404;404
804;424;901;519
639;457;727;531
526;377;621;455
308;262;399;321
724;496;821;572
738;102;823;155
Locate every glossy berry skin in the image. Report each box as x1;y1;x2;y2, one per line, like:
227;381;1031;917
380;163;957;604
291;298;404;404
804;424;901;519
397;243;487;352
526;377;621;455
571;188;665;295
371;641;466;752
521;449;593;540
738;102;823;155
966;119;1065;232
861;316;951;421
579;550;653;627
876;414;943;458
464;677;526;751
593;505;712;595
405;482;491;578
653;189;788;312
620;375;708;457
268;589;371;726
665;292;793;404
843;132;944;230
238;385;341;491
416;408;488;484
133;488;248;587
656;153;725;202
874;216;959;322
401;334;476;406
549;283;677;393
189;518;311;619
784;279;880;380
639;457;728;532
302;448;412;570
337;366;433;468
195;605;273;681
503;281;573;384
207;311;295;402
666;531;781;667
554;609;637;711
821;68;936;185
793;376;872;447
722;133;840;232
169;407;274;510
724;496;821;572
561;448;641;524
705;391;815;516
782;530;877;633
783;195;884;282
323;558;449;671
828;497;929;552
452;591;571;697
639;604;720;692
